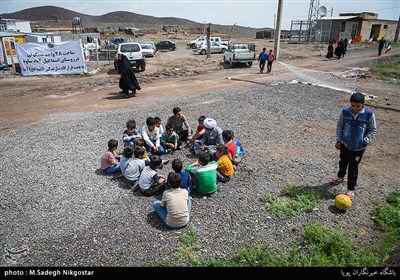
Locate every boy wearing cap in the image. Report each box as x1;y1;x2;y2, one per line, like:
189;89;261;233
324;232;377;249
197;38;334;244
193;118;224;160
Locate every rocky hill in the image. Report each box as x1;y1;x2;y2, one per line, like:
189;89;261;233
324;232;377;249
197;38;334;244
0;5;263;38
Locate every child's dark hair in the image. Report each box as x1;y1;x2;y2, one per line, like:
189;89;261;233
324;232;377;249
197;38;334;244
198;151;211;165
134;147;145;158
172;158;183;173
146;117;156;126
126;119;136;129
198;115;206;122
123;146;134;158
350;92;365;104
222;130;233;141
108;139;118;149
168;172;182;189
229;130;235;138
216;144;228;155
150;155;162;168
135;138;144;147
154;116;161;123
165;123;173;131
173;107;181;115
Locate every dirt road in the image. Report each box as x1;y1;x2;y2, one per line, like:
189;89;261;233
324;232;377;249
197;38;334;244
0;43;399;131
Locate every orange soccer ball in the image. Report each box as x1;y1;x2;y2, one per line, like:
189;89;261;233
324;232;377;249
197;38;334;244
335;194;352;211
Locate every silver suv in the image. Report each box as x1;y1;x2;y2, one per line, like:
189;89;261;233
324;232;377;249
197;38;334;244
115;42;146;71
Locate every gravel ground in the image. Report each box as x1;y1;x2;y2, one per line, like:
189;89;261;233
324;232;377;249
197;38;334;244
1;82;398;267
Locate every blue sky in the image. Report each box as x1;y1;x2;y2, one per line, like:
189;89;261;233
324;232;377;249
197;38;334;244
1;0;399;29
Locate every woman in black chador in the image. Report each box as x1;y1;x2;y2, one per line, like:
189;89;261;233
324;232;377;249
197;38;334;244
326;43;334;59
114;53;141;98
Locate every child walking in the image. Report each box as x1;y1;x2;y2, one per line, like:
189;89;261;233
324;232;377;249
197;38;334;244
258;47;268;73
331;92;377;199
266;49;275;74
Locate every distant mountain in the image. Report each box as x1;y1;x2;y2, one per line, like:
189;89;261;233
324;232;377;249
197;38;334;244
0;5;207;27
0;6;266;38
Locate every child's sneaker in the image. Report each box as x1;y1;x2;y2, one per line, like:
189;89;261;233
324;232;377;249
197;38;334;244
330;177;344;185
345;190;355;199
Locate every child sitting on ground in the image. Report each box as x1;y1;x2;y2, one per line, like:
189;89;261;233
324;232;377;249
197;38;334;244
185;151;218;195
188;115;206;149
100;139;121;174
120;146;146;187
135;138;150;164
230;130;245;165
138;155;166;196
215;144;234;183
142;117;164;155
154;116;165;136
161;123;181;154
165;158;193;193
152;172;192;229
222;130;236;161
122;119;142;148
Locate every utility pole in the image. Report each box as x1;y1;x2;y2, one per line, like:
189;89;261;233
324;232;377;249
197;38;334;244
274;0;284;60
394;14;400;43
206;23;211;60
228;22;237;47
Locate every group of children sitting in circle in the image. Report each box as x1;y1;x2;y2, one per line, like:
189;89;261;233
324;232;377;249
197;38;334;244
99;107;244;229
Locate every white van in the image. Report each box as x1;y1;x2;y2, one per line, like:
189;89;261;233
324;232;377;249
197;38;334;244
115;42;146;71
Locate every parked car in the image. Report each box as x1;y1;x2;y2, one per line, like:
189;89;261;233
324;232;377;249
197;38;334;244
115;42;146;71
194;42;228;55
143;41;157;53
141;43;156;57
155;40;176;51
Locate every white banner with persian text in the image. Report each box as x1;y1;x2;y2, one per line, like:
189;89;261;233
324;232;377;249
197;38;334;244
16;40;86;76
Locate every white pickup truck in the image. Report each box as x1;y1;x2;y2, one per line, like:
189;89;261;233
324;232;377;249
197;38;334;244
223;43;256;67
188;36;231;49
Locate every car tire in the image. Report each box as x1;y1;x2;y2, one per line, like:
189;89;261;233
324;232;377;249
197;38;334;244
248;62;253;67
221;49;226;53
201;49;206;55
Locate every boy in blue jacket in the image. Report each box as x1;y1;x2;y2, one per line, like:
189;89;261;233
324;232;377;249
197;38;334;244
331;92;377;199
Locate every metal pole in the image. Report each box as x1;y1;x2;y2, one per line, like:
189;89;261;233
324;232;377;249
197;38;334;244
95;40;99;69
274;0;284;60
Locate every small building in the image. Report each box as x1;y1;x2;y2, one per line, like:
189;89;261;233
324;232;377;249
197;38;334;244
24;32;62;43
0;31;26;65
0;18;32;33
290;12;398;44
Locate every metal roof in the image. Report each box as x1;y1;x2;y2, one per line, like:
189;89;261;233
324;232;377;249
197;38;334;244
318;16;359;21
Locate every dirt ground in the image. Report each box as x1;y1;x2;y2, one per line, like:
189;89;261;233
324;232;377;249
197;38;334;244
0;41;399;173
0;39;399;265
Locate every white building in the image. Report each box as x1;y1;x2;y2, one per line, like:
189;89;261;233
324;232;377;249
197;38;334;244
0;19;32;33
25;32;62;43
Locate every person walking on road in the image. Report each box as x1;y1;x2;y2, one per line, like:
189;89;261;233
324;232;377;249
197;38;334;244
258;47;268;73
114;53;141;98
266;49;275;74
